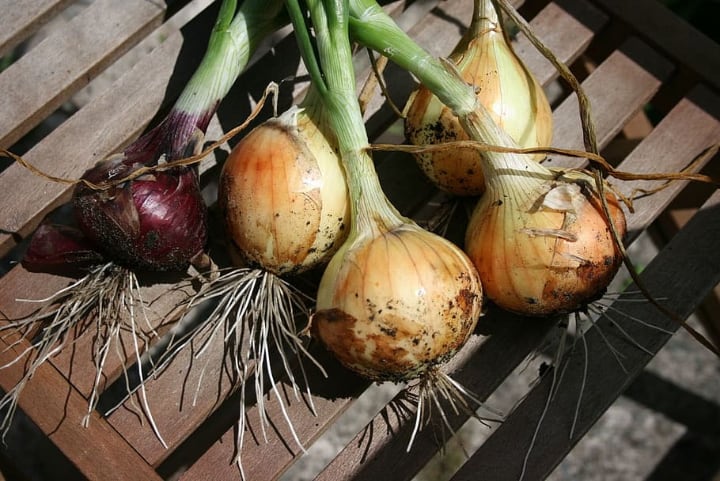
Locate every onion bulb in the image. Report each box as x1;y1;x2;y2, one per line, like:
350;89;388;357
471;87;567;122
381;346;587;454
22;223;105;275
465;164;626;316
220;103;349;274
404;0;552;196
312;219;482;382
73;154;208;272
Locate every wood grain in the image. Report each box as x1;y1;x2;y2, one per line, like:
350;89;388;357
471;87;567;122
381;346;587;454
0;328;162;481
0;0;75;58
593;0;720;91
0;0;165;149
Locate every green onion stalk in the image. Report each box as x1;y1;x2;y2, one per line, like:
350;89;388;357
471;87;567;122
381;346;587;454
287;0;491;450
125;0;287;167
3;0;286;446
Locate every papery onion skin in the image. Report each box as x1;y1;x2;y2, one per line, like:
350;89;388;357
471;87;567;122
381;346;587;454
73;158;208;272
312;224;482;382
220;108;349;275
404;19;553;196
465;174;626;316
22;224;105;275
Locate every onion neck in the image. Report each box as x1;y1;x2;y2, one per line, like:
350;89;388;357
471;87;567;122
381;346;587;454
348;0;476;118
129;0;285;162
456;0;499;52
289;0;406;238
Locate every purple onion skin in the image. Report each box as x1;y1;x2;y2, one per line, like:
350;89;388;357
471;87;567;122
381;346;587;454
73;159;208;272
70;109;213;272
23;224;105;275
124;107;217;166
21;109;212;274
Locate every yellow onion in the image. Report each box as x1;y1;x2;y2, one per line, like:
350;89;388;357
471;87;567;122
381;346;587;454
220;103;349;274
311;151;482;382
404;0;553;196
170;98;351;464
465;166;626;316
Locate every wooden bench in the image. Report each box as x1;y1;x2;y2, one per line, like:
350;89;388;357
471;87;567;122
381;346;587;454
1;0;718;479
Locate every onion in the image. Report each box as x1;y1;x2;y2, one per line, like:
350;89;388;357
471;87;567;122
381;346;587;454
73;154;208;272
284;0;487;448
220;101;349;274
404;0;552;195
313;221;481;382
465;168;627;316
22;223;104;275
162;91;350;475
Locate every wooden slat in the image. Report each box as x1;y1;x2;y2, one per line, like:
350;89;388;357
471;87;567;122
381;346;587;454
0;329;162;480
452;189;720;481
592;0;720;91
0;0;165;150
610;85;720;237
105;310;239;465
313;37;680;481
514;0;608;86
547;37;673;168
0;0;75;58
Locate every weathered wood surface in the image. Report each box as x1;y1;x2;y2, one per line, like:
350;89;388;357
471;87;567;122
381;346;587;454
592;0;720;91
0;0;167;149
0;0;75;58
0;0;718;479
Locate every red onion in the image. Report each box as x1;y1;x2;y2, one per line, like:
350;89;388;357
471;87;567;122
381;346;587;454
72;155;208;272
23;223;104;275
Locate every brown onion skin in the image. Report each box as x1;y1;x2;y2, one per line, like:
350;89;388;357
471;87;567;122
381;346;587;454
312;224;482;382
465;182;627;316
73;157;207;272
220;114;348;275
